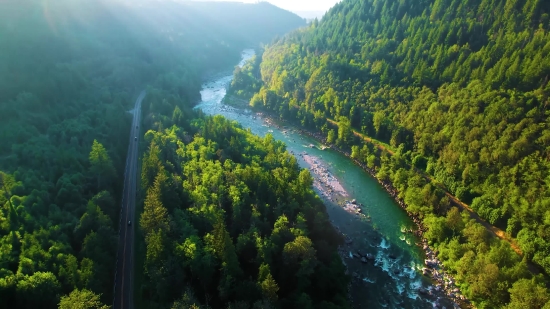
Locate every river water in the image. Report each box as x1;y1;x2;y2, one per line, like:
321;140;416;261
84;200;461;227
195;50;443;309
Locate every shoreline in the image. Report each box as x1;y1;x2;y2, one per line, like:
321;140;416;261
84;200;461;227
257;112;472;308
293;150;373;308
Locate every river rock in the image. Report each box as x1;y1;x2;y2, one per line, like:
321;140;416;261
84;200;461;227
425;259;437;267
361;257;368;263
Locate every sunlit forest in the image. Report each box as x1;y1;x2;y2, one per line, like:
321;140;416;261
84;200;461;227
229;0;550;308
0;0;306;308
138;113;349;308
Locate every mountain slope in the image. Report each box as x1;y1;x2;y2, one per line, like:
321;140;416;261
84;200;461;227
229;0;550;307
185;1;306;45
138;115;349;309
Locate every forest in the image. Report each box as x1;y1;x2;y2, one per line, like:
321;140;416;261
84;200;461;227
137;107;349;308
228;0;550;308
0;0;305;308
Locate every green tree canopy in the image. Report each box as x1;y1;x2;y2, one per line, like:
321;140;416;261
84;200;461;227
58;289;109;309
88;140;115;191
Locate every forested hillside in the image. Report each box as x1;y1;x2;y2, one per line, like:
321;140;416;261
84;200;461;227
137;110;349;308
0;0;305;308
229;0;550;307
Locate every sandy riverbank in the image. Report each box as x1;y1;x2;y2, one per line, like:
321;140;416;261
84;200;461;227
302;153;348;197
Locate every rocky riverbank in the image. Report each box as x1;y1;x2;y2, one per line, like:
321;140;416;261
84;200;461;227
297;150;457;308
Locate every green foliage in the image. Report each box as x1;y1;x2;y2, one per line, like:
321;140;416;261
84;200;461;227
0;0;306;308
227;53;265;104
229;0;550;307
505;278;550;309
58;289;109;309
139;115;349;308
16;271;61;309
89;140;115;191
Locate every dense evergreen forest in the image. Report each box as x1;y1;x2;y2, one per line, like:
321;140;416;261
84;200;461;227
0;0;305;308
228;0;550;308
137;111;349;308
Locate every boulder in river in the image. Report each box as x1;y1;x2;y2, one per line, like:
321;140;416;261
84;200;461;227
351;199;357;204
361;257;368;263
425;259;438;267
366;253;375;260
422;268;431;276
388;254;397;259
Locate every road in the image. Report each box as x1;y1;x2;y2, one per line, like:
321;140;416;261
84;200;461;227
113;90;145;309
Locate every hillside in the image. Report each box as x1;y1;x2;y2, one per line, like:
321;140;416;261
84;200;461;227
184;1;306;45
228;0;550;307
137;114;349;308
0;1;306;308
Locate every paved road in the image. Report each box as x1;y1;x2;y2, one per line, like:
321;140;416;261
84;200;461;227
113;91;145;309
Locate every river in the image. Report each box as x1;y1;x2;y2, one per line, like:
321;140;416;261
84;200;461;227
195;50;448;309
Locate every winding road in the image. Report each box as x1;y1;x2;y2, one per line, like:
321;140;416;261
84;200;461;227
113;91;145;309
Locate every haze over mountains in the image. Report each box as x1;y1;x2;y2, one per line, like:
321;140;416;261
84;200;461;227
187;0;335;19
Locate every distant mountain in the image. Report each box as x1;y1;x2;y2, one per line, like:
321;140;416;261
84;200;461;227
185;1;306;45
